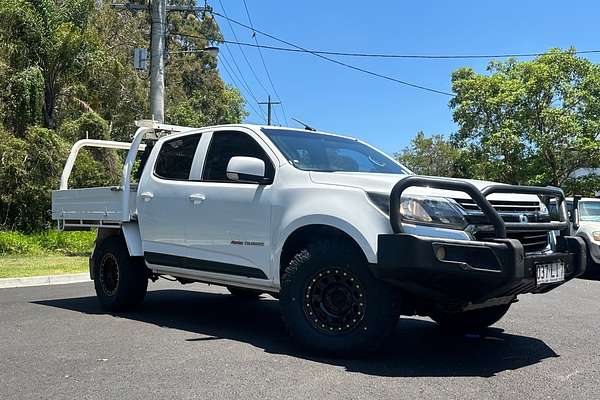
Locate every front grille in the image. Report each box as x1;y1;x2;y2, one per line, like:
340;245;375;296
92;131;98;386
454;198;541;213
453;197;550;252
474;230;550;252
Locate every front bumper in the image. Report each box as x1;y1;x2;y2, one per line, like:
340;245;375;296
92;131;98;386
373;233;586;305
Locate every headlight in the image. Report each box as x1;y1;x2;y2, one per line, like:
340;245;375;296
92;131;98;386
367;193;468;229
592;231;600;242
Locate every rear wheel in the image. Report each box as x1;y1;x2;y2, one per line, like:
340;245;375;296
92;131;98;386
279;239;400;355
430;304;511;332
226;286;263;299
92;235;148;311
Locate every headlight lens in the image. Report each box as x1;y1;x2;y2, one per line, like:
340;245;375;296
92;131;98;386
367;193;468;229
399;197;433;223
592;231;600;242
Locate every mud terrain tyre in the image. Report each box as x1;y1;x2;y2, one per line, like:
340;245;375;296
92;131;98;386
92;235;148;311
279;239;400;355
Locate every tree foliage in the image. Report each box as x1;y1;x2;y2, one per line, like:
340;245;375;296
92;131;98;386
0;1;248;231
0;0;99;129
396;132;463;177
164;9;247;127
450;49;600;189
0;126;66;232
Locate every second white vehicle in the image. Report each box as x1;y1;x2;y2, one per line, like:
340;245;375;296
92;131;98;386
555;197;600;276
52;121;586;354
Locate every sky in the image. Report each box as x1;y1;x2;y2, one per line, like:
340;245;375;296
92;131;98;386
208;0;600;155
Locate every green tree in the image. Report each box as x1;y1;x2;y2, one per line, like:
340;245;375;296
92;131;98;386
562;173;600;198
165;9;247;126
450;49;600;187
0;0;99;129
0;1;249;232
396;131;463;177
60;112;121;186
0;66;44;136
62;3;149;141
0;126;66;231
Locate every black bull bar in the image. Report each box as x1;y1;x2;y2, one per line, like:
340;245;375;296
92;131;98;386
373;176;586;305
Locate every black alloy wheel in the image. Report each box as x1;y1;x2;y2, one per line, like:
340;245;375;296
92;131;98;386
99;253;120;296
303;268;366;334
279;239;400;355
92;235;148;311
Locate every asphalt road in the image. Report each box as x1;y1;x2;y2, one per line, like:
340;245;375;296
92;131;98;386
1;278;599;400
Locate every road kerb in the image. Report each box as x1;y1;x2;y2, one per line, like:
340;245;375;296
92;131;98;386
0;273;91;289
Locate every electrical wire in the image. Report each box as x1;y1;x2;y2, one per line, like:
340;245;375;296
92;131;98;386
169;31;267;121
191;39;600;60
217;0;280;124
182;16;266;118
216;40;268;121
241;0;288;125
211;11;454;97
219;42;261;104
169;32;600;60
218;53;267;120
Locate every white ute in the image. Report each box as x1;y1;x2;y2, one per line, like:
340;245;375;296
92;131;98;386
52;121;586;354
556;197;600;276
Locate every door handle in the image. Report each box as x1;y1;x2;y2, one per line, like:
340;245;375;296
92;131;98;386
189;193;206;204
140;192;154;202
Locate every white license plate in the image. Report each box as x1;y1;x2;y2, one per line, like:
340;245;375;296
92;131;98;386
536;261;565;285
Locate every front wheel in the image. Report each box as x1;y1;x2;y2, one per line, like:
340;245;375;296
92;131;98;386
279;240;400;355
430;304;511;332
92;235;148;311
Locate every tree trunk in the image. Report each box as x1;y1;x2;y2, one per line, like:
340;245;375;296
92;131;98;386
42;82;56;129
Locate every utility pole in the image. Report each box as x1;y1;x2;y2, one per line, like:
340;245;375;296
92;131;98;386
258;95;281;125
149;0;166;123
112;2;210;124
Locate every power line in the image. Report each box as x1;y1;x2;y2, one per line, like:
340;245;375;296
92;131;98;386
241;0;288;125
218;53;266;120
172;31;600;62
219;42;260;104
211;11;454;97
220;54;267;120
190;39;600;60
212;32;267;121
217;0;280;124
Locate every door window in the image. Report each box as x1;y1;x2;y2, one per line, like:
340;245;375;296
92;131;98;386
154;134;202;180
202;131;274;182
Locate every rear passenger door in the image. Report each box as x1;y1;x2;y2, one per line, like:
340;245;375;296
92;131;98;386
137;132;203;259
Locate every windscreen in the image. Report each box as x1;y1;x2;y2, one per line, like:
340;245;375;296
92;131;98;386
580;201;600;221
262;128;410;174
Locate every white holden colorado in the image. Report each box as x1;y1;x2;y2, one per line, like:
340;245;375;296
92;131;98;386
52;121;586;354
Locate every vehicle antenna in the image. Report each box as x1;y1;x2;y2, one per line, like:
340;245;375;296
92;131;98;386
291;117;317;132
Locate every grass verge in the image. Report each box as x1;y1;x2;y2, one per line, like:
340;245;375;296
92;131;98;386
0;256;88;278
0;231;95;256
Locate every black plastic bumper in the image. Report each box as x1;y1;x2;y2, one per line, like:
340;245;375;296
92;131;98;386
373;234;587;305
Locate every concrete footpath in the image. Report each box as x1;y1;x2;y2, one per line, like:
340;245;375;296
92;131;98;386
0;273;90;289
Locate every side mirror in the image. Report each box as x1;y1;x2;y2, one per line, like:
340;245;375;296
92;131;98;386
572;195;581;230
226;156;267;183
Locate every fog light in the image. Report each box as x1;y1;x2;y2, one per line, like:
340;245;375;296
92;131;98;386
435;246;446;261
